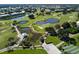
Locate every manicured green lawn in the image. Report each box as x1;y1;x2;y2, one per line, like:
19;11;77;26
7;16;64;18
0;24;17;49
46;36;61;45
1;49;47;54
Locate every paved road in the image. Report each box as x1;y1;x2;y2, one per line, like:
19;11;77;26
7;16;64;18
13;26;25;45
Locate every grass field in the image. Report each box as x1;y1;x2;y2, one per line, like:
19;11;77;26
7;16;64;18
0;27;17;49
1;49;47;54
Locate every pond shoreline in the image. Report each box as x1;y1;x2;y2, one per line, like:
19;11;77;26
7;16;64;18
36;18;59;25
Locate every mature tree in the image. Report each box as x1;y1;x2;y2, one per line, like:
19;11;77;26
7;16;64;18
62;22;71;29
63;8;67;14
28;14;35;19
70;22;77;28
20;34;33;49
57;28;69;42
22;41;32;49
45;27;57;36
11;27;16;33
67;27;78;34
54;24;61;30
69;38;76;45
40;8;45;16
24;8;31;13
40;8;45;13
7;37;16;46
71;8;75;12
12;20;18;25
31;8;37;13
40;36;45;43
58;29;69;37
50;8;55;11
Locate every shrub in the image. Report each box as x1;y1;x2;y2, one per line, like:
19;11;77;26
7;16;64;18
45;27;57;36
62;22;71;29
67;27;78;34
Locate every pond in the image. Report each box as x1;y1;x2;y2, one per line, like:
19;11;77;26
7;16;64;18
19;20;28;24
36;18;59;25
22;27;30;31
21;27;31;33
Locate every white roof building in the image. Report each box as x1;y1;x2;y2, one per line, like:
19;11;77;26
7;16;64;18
76;21;79;27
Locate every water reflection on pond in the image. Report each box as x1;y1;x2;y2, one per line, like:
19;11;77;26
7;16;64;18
19;20;28;24
36;18;59;25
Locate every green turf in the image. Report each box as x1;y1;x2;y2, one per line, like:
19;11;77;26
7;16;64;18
46;36;61;45
1;49;47;54
0;24;17;49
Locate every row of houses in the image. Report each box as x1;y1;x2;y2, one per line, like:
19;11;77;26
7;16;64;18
0;11;25;19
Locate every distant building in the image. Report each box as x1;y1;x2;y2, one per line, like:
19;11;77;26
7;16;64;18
76;21;79;27
55;8;64;12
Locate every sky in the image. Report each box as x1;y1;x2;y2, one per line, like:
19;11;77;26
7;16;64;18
0;0;78;4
